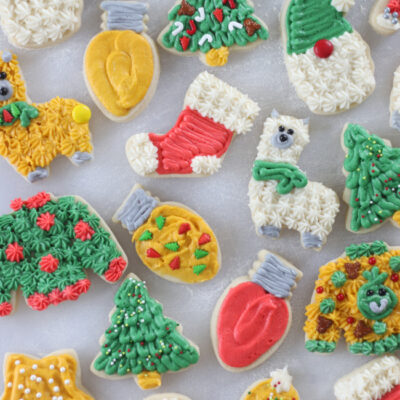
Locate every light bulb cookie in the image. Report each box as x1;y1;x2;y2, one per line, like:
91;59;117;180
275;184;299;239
370;0;400;35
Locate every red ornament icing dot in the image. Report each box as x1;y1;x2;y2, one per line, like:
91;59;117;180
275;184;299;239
316;286;324;294
347;317;355;324
392;273;399;282
314;39;334;58
368;257;376;265
336;293;345;301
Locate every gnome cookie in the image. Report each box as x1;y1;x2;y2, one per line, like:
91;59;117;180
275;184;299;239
370;0;400;35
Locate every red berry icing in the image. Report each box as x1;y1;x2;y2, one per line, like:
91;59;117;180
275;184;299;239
104;257;127;282
179;223;191;234
213;8;224;22
316;286;324;294
62;284;80;301
39;254;59;273
170;256;181;270
36;212;55;231
5;242;24;262
314;39;334;58
75;278;91;294
147;248;161;258
74;220;95;241
0;302;12;316
10;198;23;211
347;317;355;324
368;257;376;265
48;288;64;306
25;192;51;209
27;293;50;311
336;293;345;301
180;36;190;51
198;233;211;245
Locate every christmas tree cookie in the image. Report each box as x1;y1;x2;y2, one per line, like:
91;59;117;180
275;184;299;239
91;273;200;390
114;185;220;284
84;1;160;122
342;123;400;233
370;0;400;35
281;0;375;115
211;250;302;371
390;65;400;131
240;367;300;400
304;241;400;355
1;350;93;400
158;0;269;67
0;191;127;317
126;71;259;177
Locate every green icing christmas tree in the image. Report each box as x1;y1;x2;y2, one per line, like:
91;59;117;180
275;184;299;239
343;124;400;232
93;274;199;389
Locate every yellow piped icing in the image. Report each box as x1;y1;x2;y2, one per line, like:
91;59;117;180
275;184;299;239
205;47;229;67
392;211;400;226
137;371;162;390
244;378;300;400
72;104;92;124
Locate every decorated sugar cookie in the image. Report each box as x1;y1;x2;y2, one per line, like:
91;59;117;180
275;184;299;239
1;350;93;400
342;123;400;233
126;71;259;177
390;66;400;131
240;367;300;400
248;110;340;250
84;1;160;122
114;185;220;284
334;356;400;400
158;0;269;67
0;191;127;317
0;1;83;49
145;395;191;400
281;0;375;114
0;51;92;182
211;250;302;371
91;273;200;390
304;241;400;355
370;0;400;35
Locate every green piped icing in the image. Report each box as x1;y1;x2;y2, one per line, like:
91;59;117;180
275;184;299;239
0;101;39;127
193;264;206;275
345;241;388;259
349;334;400;355
305;340;336;353
390;256;400;272
156;215;166;230
139;230;152;241
165;242;180;251
320;298;335;314
285;0;353;55
252;160;308;194
93;277;199;376
373;321;387;335
331;271;347;288
194;249;208;259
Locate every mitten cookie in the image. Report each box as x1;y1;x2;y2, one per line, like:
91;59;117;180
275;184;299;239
211;250;302;371
0;191;127;317
282;0;375;114
304;241;400;355
84;1;160;122
114;185;220;284
370;0;400;35
248;110;339;250
158;0;269;67
91;273;200;390
126;71;259;177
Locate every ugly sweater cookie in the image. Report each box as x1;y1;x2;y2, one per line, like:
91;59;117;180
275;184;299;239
304;241;400;355
0;192;127;317
248;110;340;250
114;185;220;284
282;0;375;114
370;0;400;35
126;71;259;177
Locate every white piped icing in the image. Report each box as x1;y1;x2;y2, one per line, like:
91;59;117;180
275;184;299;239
125;133;159;176
270;367;293;394
376;14;400;31
331;0;355;12
285;31;375;114
191;155;222;175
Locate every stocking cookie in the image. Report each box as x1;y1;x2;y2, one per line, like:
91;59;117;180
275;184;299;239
158;0;269;67
126;71;259;177
304;241;400;355
1;350;93;400
114;185;220;284
91;273;200;390
370;0;400;35
282;0;375;114
145;395;191;400
0;191;127;317
211;250;302;371
0;1;83;49
248;110;340;250
390;66;400;131
84;1;160;122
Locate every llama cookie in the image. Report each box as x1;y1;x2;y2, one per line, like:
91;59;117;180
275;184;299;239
390;66;400;131
342;123;400;233
145;395;191;400
211;250;302;371
370;0;400;35
0;191;127;317
158;0;269;67
0;51;92;182
304;241;400;355
91;273;200;390
114;185;220;284
334;356;400;400
126;71;259;177
0;1;83;49
248;110;340;250
240;367;300;400
281;0;375;115
84;1;160;122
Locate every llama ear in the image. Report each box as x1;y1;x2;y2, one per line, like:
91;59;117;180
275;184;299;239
2;51;12;63
271;109;280;118
302;117;310;126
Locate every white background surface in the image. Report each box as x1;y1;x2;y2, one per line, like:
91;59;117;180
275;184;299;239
0;0;398;399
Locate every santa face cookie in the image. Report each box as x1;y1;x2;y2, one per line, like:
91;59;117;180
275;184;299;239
211;250;302;371
304;241;400;355
114;185;220;284
158;0;269;67
248;110;340;250
126;71;259;177
390;66;400;131
84;1;160;122
91;273;200;390
282;0;375;115
0;1;83;49
240;367;300;400
0;191;127;317
1;350;93;400
370;0;400;35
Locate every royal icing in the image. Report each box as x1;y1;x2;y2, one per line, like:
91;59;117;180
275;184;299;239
248;111;339;250
390;65;400;131
126;71;259;177
92;274;199;390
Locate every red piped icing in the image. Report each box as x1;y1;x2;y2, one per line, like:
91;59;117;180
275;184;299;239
5;242;24;262
75;278;91;294
0;302;12;316
104;257;127;282
74;220;95;241
213;8;224;22
382;385;400;400
149;107;234;175
179;223;191;234
10;198;23;211
180;36;190;51
147;248;161;258
199;233;211;245
170;256;181;270
62;284;80;301
217;281;289;368
387;0;400;13
39;254;59;273
3;109;12;123
25;192;51;209
27;293;50;311
37;212;55;231
48;288;64;306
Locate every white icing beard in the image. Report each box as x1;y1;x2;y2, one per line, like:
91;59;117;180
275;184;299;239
286;31;375;114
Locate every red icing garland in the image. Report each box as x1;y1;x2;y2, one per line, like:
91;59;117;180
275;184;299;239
11;192;51;211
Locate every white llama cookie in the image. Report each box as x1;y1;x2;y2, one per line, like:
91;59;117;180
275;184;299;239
0;0;83;49
370;0;400;35
391;65;400;131
248;110;340;250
